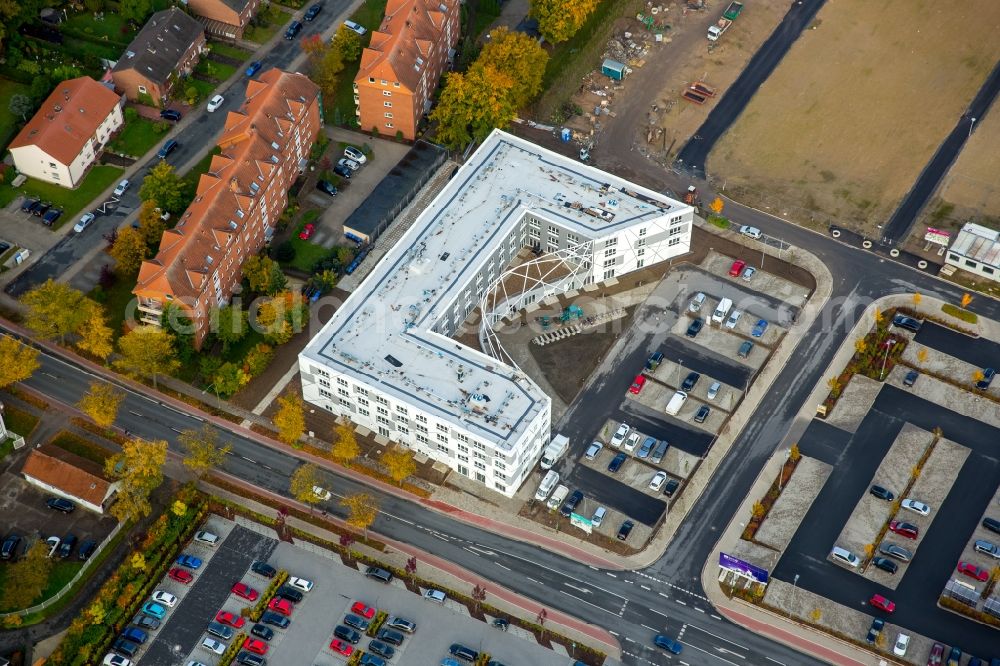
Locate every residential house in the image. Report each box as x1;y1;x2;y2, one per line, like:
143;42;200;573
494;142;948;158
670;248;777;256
21;444;120;514
354;0;460;140
112;7;206;106
8;76;123;188
133;69;321;347
946;222;1000;283
185;0;262;39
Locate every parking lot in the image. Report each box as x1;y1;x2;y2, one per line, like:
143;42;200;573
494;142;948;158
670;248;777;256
771;322;1000;660
134;518;571;666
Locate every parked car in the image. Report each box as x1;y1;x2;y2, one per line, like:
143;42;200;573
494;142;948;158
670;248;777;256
46;497;76;513
74;212;96;233
903;369;919;387
113;179;130;197
946;647;962;666
957;561;989;582
688;292;706;313
610;423;630;447
20;198;40;213
927;643;944;666
338;157;361;171
168;567;193;583
725;309;742;329
232;582;259;601
584;441;602;460
869;594;895;613
316;179;338;196
157;139;178;159
177;553;202;569
251;561;276;578
591;506;606;527
879;543;912;562
194;531;219;547
888;520;918;539
57;534;77;558
201;637;226;655
728;259;746;277
152;591;177;607
739;225;762;240
637;437;656;459
607;452;627;473
624;432;640;452
694;405;710;423
900;498;930;515
616;520;634;541
207;95;225;112
866;618;884;644
738;340;754;358
267;597;293;616
707;381;721;400
112;638;139;658
448;644;478;662
344;20;367;35
33;201;51;217
649;471;667;491
333;624;361;644
681;372;700;391
0;535;19;560
368;640;395;659
242;638;268;655
333;164;352;178
869;485;895;501
645;351;664;371
560;490;583;517
365;566;393;583
285;20;303;39
984;516;1000;534
135;614;160;631
299;223;315;240
359;654;386;666
351;601;375;618
976;367;996;390
423;588;447;604
42;208;62;226
386;616;416;633
216;610;246;628
893;633;909;657
235;652;265;666
871;556;897;574
245;61;262;77
141;602;167;619
102;656;131;666
260;610;289;628
751;319;768;337
686;317;703;338
891;314;921;332
250;623;273;641
330;639;353;656
160;109;182;121
344;146;367;163
663;479;679;497
304;3;322;21
974;539;999;558
344;613;370;631
206;622;234;640
629;374;646;394
741;266;756;281
377;627;404;646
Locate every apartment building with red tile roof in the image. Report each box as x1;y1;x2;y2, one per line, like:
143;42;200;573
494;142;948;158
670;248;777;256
133;68;320;347
186;0;262;39
8;77;123;188
353;0;460;140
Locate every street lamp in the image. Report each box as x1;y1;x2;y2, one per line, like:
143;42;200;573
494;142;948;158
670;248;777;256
879;338;896;380
778;448;791;491
789;574;800;618
969;117;977;138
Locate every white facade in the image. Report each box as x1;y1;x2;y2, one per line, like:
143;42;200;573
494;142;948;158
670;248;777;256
21;474;117;514
9;103;123;188
946;222;1000;283
299;130;693;497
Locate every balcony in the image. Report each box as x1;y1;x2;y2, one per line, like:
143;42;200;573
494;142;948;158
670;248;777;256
137;298;164;322
352;82;358;93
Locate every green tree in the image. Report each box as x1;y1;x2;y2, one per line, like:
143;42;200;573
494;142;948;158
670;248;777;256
530;0;598;43
431;65;517;149
77;381;124;431
381;446;416;487
273;393;305;446
331;423;360;464
301;34;344;104
137;199;167;249
179;423;232;480
120;0;153;23
139;161;186;214
213;361;249;396
331;25;362;61
104;437;168;523
109;227;148;276
8;93;32;121
243;254;287;295
289;463;323;513
0;335;40;390
114;326;180;388
212;304;247;353
22;279;89;343
478;28;548;109
0;541;52;610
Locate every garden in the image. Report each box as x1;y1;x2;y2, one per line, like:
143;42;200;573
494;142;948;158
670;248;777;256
244;4;294;44
107;109;170;158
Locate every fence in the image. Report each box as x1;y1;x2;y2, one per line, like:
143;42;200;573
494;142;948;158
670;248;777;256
0;521;124;620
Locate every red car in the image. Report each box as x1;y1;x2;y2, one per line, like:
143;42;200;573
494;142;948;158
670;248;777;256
330;639;353;656
167;567;193;584
299;223;315;240
629;374;646;394
888;520;918;540
243;638;268;655
216;610;246;628
268;597;293;616
957;561;989;582
869;594;895;613
728;259;746;277
232;582;259;601
350;601;376;619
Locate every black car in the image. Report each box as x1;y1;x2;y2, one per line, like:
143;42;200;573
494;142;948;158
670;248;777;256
333;164;352;179
333;624;361;644
891;314;921;332
343;613;369;631
903;369;918;387
976;367;996;391
0;241;9;255
42;208;62;226
261;610;290;628
46;497;76;513
359;655;386;666
366;566;393;583
685;318;703;338
112;638;139;658
58;534;77;558
983;517;1000;535
663;478;679;497
157;139;178;159
33;201;52;217
645;351;663;371
135;614;161;631
20;198;40;213
681;372;700;391
367;640;395;659
250;623;274;641
285;20;303;39
160;109;182;121
276;585;303;603
491;617;509;631
560;490;583;517
870;485;894;501
235;652;265;666
865;617;884;644
376;628;404;646
694;405;710;423
303;2;322;20
316;179;338;196
1;535;21;560
616;520;634;541
449;643;479;662
871;556;898;574
607;452;627;473
251;560;277;578
78;539;97;560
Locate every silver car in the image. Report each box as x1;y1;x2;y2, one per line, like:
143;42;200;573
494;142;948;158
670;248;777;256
591;506;606;527
879;542;912;562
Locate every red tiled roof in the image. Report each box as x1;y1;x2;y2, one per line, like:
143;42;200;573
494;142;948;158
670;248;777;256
21;444;115;507
356;0;455;92
8;77;121;166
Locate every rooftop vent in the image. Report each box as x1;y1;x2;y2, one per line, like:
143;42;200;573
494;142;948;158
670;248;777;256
385;355;402;367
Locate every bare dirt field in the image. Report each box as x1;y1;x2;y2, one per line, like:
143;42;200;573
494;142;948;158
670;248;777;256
708;0;1000;234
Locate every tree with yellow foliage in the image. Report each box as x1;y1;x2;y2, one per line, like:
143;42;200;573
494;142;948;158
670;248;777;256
273;393;305;446
341;492;378;539
432;65;517;149
137;199;167;248
709;197;724;215
114;325;180;389
22;279;89;343
479;27;548;109
331;422;360;464
78;381;125;431
104;437;168;523
76;303;114;361
109;226;149;276
382;446;417;487
530;0;599;44
961;293;973;308
0;335;39;390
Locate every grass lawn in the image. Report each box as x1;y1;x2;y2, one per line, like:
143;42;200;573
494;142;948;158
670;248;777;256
3;405;40;438
196;59;238;81
208;42;254;61
107;117;165;158
0;437;14;461
328;0;388;121
284;211;334;272
63;12;132;44
0;165;124;224
185;77;218;104
90;270;140;340
244;6;293;43
49;431;111;465
0;77;31;152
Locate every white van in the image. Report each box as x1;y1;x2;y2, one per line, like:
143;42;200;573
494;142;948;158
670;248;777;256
688;292;706;313
665;390;687;416
535;470;560;501
546;484;569;510
712;297;733;324
830;546;860;568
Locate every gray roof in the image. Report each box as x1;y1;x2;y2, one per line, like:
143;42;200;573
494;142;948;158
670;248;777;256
951;223;1000;270
114;8;204;85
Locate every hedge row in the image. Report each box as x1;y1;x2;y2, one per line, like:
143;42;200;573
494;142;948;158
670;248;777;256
245;570;289;623
219;631;248;666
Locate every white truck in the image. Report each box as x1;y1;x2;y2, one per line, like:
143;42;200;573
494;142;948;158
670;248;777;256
712;297;733;325
707;1;743;41
546;484;570;510
539;434;569;470
666;390;688;416
535;470;560;501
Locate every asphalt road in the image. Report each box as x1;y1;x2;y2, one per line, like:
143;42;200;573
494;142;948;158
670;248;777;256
674;0;828;177
3;1;347;298
655;337;751;391
913;321;1000;370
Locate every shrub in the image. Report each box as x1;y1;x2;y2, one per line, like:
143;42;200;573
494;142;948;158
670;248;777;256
941;303;978;324
272;241;296;262
244;570;288;622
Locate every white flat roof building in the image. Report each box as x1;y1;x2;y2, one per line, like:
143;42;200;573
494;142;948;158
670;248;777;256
946;222;1000;283
299;130;693;496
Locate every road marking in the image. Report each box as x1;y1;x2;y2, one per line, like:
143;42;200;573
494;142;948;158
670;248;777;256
494;562;510;571
695;607;705;613
467;545;496;556
558;590;620;617
487;545;626;600
717;648;745;659
641;623;656;632
765;658;785;666
526;577;542;585
170;427;183;434
129;410;143;417
675;599;686;605
649;608;669;619
240;456;256;463
681;642;742;666
711;614;722;621
430;533;449;542
640;584;651;590
43;372;58;379
563;583;591;595
609;630;620;637
659;592;670;598
461;546;481;556
686;623;748;650
606;572;617;578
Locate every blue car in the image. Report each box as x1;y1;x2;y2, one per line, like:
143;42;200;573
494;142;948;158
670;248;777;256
246;61;262;77
654;634;683;654
607;452;627;473
176;553;202;569
637;437;656;459
751;319;768;338
141;602;167;619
